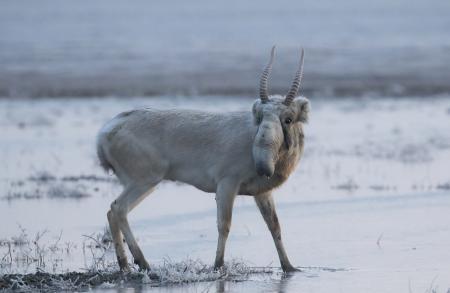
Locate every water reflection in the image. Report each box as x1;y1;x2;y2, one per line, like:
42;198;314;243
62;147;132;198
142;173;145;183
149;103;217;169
92;272;297;293
211;272;295;292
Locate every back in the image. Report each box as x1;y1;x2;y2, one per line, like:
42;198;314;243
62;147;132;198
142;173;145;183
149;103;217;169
97;108;258;191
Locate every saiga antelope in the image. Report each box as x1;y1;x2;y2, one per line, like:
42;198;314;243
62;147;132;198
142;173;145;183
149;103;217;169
97;47;310;272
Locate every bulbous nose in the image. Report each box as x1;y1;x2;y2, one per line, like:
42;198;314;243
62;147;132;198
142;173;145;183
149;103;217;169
256;161;274;178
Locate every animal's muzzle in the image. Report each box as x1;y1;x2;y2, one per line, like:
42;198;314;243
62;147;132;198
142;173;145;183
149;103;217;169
255;161;274;178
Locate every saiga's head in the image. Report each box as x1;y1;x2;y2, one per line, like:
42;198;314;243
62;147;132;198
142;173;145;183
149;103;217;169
252;46;310;178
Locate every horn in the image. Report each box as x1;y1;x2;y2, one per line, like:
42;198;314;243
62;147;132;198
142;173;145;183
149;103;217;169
284;48;305;105
259;46;276;103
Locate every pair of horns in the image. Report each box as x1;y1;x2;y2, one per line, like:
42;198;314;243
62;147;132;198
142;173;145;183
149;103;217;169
259;46;305;105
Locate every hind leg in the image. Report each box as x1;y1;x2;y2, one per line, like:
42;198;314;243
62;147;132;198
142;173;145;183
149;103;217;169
109;182;158;271
107;209;129;271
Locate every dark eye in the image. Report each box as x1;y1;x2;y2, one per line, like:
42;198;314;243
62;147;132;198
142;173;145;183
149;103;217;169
284;117;292;124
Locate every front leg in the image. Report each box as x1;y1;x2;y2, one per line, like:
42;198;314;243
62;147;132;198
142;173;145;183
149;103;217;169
214;178;239;270
254;192;299;272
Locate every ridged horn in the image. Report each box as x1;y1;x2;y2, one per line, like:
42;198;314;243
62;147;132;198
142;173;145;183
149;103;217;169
284;48;305;105
259;46;276;103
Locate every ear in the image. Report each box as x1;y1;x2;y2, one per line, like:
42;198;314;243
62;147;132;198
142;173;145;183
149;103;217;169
294;97;310;123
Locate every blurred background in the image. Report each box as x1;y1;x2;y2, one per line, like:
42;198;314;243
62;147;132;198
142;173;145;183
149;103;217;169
1;1;450;292
1;0;450;98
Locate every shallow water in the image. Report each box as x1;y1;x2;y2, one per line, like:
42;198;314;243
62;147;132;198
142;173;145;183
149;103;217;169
1;0;450;97
1;96;450;292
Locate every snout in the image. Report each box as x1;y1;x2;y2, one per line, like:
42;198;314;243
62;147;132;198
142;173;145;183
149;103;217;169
255;161;275;178
252;118;281;179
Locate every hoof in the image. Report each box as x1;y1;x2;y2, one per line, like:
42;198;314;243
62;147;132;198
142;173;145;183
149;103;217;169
120;265;131;273
214;260;224;272
134;258;150;271
282;264;301;273
118;257;130;272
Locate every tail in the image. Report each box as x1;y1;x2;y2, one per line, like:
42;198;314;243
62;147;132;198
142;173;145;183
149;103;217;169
96;134;115;174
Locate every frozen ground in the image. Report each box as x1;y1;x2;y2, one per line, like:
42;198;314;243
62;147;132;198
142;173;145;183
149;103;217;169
1;96;450;292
